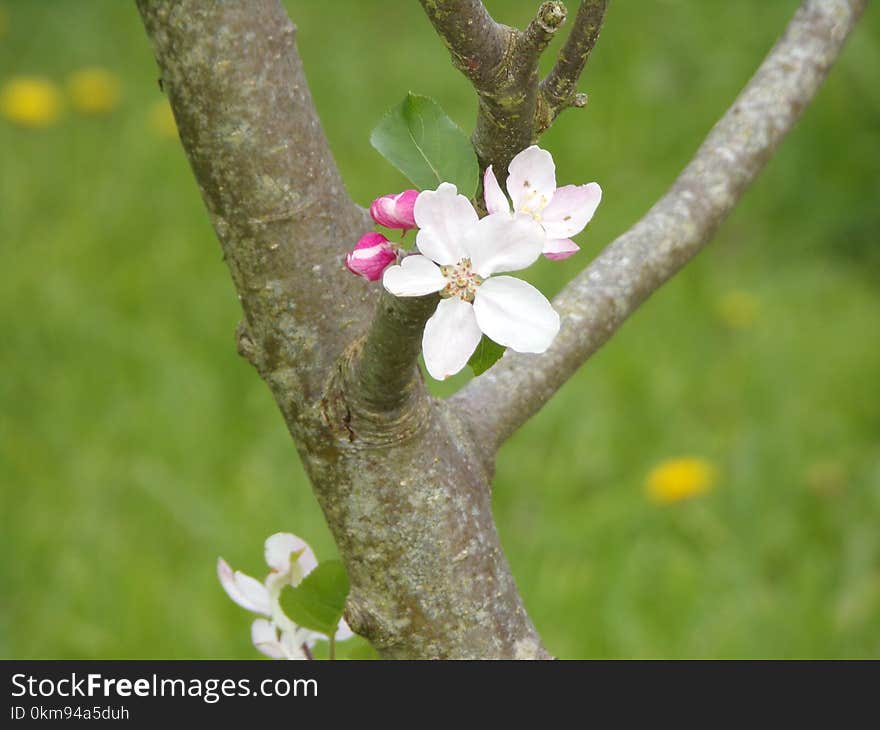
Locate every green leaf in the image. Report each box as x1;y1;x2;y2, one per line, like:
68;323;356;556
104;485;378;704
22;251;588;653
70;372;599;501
468;336;506;376
370;92;478;195
279;560;350;637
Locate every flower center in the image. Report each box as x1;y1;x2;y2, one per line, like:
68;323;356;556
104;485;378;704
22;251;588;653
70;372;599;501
519;187;550;222
439;257;483;302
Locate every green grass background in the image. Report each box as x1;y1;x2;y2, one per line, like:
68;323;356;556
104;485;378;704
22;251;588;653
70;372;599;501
1;0;878;659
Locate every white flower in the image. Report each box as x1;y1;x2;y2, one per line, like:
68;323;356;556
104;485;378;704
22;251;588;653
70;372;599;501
218;532;353;660
250;618;308;660
484;145;602;260
382;182;560;380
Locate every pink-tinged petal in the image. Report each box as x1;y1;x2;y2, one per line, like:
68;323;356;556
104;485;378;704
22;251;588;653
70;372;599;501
464;212;544;277
251;619;288;659
483;165;510;215
352;231;389;250
541;182;602;239
506;146;556;212
345;233;396;281
543;238;580;261
393;189;419;227
218;558;271;616
414;183;477;264
422;297;482;380
264;533;317;578
370;189;419;230
473;276;560;353
370;197;394;227
383;255;445;297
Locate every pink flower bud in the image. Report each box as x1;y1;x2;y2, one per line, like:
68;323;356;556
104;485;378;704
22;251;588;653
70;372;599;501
369;189;419;230
345;232;397;281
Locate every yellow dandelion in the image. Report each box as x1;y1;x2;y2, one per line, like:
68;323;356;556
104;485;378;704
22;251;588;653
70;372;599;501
67;68;121;115
149;98;178;139
0;76;62;128
716;290;760;330
645;457;717;504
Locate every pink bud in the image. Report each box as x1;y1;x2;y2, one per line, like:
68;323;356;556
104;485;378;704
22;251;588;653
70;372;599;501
369;189;419;230
345;232;397;281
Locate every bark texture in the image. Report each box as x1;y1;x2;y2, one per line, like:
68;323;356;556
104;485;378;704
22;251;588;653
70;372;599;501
136;0;866;658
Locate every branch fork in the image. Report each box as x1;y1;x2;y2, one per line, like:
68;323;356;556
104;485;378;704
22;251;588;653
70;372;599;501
421;0;608;178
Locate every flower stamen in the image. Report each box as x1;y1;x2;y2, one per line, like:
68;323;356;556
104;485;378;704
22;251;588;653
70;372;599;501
520;188;550;222
439;257;483;302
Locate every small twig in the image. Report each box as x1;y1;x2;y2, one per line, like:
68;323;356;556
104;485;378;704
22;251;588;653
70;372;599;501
348;290;438;413
538;0;608;132
517;1;568;71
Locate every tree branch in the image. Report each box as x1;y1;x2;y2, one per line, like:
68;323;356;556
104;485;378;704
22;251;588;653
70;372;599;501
346;292;438;414
417;0;507;89
454;0;867;452
538;0;607;133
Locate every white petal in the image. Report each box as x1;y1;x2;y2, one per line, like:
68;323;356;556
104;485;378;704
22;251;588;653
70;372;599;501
383;255;445;297
413;182;478;264
217;558;271;615
541;183;602;239
264;532;317;578
422;297;482;380
483;165;510;215
251;619;288;659
305;617;355;645
473;276;560;353
278;628;309;660
507;146;556;212
464;212;545;277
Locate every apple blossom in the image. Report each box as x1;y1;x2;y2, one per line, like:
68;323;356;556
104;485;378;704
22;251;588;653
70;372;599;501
484;145;602;261
369;189;419;230
382;182;560;380
218;532;353;660
344;232;397;281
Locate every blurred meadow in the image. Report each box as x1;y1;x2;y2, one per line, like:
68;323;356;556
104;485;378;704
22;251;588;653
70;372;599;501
1;0;879;659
